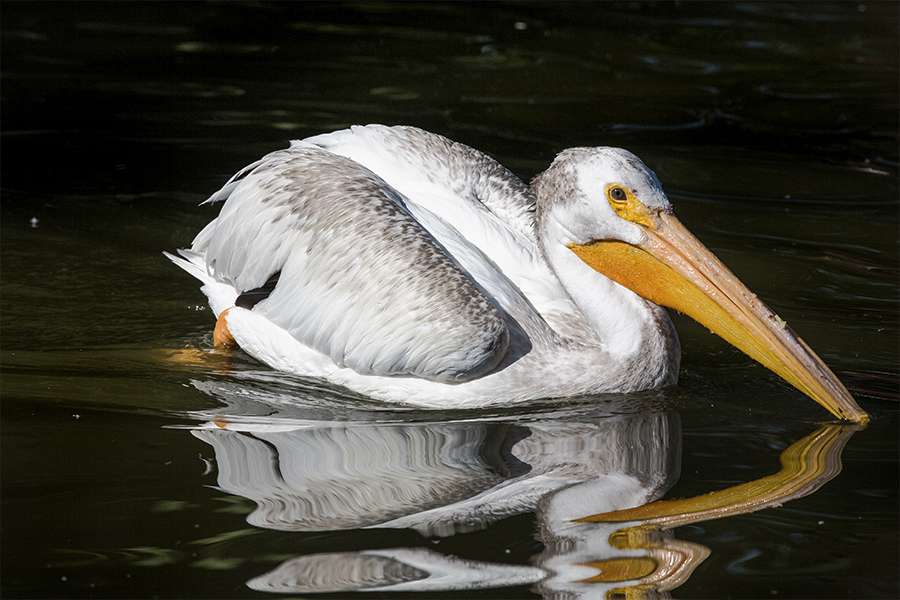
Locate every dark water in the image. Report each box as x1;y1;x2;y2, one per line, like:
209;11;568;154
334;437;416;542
1;2;897;598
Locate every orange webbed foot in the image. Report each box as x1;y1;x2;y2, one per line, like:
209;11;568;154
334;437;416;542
214;307;237;348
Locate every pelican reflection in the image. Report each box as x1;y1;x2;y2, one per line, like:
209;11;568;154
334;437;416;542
186;385;858;597
192;408;680;540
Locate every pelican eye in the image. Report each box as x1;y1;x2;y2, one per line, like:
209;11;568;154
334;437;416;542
605;183;657;229
608;186;627;202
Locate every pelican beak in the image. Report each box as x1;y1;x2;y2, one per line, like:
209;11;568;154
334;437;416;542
569;209;869;423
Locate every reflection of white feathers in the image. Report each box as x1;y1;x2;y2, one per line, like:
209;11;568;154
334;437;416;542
193;412;678;537
247;548;545;594
379;418;679;537
193;424;507;532
192;407;680;595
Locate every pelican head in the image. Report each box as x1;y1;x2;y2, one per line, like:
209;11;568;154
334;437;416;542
534;147;868;424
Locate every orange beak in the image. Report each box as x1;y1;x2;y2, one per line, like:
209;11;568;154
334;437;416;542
569;207;868;424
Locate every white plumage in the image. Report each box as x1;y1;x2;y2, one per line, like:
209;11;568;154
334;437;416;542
167;124;867;422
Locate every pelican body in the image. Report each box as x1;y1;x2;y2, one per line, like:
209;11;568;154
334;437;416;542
168;125;867;422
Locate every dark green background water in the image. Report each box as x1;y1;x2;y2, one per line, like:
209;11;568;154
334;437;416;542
2;2;897;598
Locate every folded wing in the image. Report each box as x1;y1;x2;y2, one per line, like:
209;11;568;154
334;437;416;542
189;144;510;382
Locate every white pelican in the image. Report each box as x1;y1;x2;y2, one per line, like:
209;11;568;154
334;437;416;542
167;125;868;422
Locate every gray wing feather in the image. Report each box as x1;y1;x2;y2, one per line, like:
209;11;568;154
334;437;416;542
193;145;509;383
307;125;537;244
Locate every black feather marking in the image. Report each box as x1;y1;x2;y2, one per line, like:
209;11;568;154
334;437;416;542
235;271;281;310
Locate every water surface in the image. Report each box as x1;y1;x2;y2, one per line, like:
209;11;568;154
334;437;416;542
2;3;897;598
